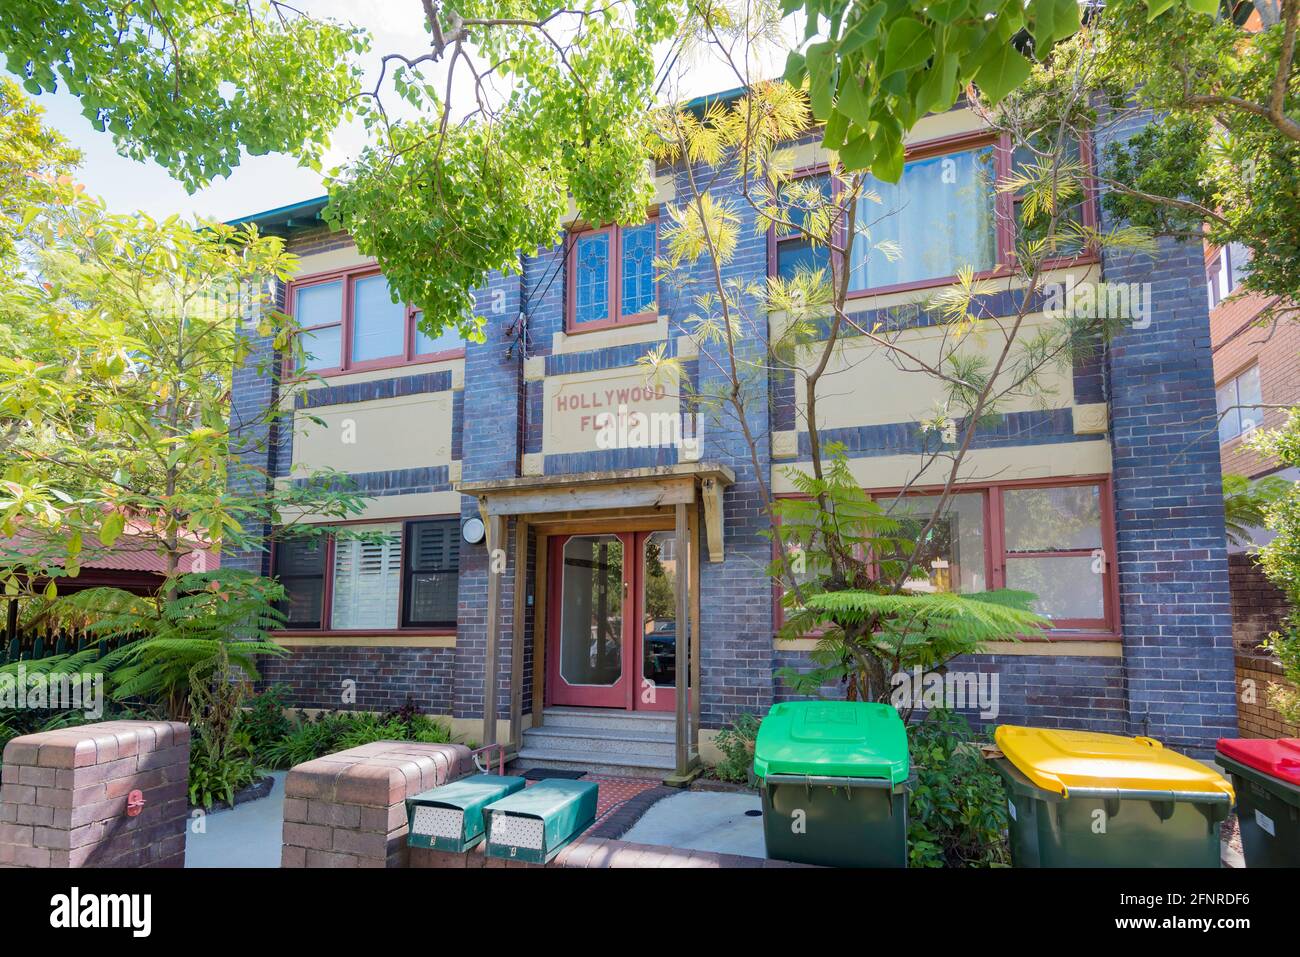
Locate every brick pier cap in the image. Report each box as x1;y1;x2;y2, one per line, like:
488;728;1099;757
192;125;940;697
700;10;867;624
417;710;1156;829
282;741;472;868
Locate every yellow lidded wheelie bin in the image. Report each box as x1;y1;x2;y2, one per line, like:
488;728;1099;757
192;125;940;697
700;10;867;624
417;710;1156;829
989;726;1234;867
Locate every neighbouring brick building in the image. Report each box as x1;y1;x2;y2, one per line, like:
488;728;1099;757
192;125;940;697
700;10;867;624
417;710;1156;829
1207;239;1300;737
225;92;1237;775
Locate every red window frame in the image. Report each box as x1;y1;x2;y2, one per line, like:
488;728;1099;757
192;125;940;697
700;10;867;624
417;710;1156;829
270;515;460;637
285;263;466;378
565;215;660;333
772;475;1120;639
765;129;1100;298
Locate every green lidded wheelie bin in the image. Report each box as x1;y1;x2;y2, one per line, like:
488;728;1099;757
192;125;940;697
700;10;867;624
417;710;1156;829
752;700;910;868
1216;737;1300;867
989;726;1235;868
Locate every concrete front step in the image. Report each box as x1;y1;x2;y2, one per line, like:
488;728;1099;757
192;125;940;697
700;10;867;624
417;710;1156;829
523;725;676;758
539;707;675;733
516;708;682;778
514;746;676;780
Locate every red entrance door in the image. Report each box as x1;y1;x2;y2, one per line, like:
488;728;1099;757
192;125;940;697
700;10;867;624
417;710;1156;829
546;531;683;712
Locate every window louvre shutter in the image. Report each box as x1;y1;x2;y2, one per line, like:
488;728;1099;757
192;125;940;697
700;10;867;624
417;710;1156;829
330;525;402;630
404;519;460;628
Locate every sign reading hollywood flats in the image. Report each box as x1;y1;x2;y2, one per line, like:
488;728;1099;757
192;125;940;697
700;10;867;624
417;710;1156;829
543;365;681;456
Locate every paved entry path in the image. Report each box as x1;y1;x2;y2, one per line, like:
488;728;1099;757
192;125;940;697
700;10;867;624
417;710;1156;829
620;791;765;858
185;772;287;868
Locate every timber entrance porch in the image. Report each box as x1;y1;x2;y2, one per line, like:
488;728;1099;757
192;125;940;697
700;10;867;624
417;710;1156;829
458;462;733;781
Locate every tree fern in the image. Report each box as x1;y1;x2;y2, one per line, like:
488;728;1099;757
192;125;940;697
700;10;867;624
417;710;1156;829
1;569;287;718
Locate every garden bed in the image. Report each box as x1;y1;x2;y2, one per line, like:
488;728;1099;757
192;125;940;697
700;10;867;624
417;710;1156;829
188;773;276;816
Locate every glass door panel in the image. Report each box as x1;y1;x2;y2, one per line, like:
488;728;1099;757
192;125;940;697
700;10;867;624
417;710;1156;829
638;531;677;711
549;534;630;707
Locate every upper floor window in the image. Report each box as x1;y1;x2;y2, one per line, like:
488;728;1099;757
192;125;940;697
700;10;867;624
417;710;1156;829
771;132;1094;296
850;143;998;292
566;219;658;331
1207;241;1252;310
1217;364;1264;444
290;266;465;375
273;518;460;632
773;173;833;282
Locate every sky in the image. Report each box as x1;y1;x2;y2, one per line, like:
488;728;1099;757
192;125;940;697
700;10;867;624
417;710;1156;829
5;2;786;224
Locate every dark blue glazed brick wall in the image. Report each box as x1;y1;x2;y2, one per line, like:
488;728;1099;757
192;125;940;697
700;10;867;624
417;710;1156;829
259;645;458;716
455;270;525;724
1098;109;1236;754
670;157;778;732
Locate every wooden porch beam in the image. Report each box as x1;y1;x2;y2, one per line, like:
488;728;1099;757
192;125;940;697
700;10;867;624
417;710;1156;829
481;477;694;517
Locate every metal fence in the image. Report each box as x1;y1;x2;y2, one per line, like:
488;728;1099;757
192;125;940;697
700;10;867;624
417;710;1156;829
0;627;136;667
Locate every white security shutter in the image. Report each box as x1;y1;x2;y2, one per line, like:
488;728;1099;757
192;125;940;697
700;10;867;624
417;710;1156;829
330;524;401;629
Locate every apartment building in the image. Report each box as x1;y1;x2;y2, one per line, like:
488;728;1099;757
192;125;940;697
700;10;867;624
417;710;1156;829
225;95;1236;775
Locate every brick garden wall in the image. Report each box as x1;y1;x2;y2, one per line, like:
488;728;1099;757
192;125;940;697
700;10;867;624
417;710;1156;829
281;740;470;868
0;721;190;868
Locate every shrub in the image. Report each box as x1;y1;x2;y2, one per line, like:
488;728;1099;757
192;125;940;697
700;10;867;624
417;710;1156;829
188;731;260;810
186;652;263;809
1261;624;1300;725
241;684;294;757
713;712;761;784
906;709;1010;868
259;699;455;769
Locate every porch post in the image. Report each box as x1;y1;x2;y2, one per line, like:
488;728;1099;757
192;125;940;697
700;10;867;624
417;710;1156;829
509;519;528;752
482;513;506;749
674;502;690;774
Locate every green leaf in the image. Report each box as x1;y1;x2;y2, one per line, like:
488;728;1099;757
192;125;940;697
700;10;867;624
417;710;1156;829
783;51;807;86
838;76;873;128
824;108;851;149
1145;0;1177;19
882;17;935;77
916;51;959;116
874;135;905;182
839;3;888;56
973;44;1033;105
840;131;876;170
806;42;836;119
1183;0;1218;13
1029;0;1081;50
99;512;126;547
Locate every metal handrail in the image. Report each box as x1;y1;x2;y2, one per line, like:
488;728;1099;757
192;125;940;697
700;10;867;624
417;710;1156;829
471;742;508;775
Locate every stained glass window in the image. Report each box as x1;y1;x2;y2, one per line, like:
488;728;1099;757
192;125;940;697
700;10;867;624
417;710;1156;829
574;232;611;325
621;222;656;315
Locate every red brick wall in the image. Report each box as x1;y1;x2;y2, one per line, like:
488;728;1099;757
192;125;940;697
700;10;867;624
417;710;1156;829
1228;552;1291;651
1235;653;1300;738
0;721;190;868
1210;291;1299;477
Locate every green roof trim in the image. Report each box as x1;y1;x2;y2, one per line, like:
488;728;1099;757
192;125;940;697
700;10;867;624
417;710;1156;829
225;194;328;232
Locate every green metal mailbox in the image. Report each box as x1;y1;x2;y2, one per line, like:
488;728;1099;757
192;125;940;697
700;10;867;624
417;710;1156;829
406;774;527;852
484;778;598;864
